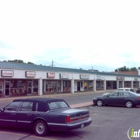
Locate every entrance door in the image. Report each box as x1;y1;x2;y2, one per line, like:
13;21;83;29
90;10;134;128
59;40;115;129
5;82;10;96
27;81;32;95
77;82;80;92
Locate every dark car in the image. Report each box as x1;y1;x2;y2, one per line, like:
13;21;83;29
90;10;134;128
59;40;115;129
93;91;140;108
0;98;92;136
136;89;140;94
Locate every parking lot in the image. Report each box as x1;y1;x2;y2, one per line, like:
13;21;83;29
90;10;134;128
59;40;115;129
0;104;140;140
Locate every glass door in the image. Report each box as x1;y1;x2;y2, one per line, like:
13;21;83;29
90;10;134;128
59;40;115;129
27;81;32;95
5;82;10;96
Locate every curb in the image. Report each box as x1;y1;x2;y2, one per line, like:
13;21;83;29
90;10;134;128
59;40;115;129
0;90;114;102
0;90;112;108
70;101;93;108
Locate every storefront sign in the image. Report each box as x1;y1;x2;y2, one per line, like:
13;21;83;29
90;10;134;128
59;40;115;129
1;70;14;77
134;78;138;81
80;74;89;79
96;75;105;80
116;76;125;81
60;73;69;79
47;72;55;78
25;71;36;77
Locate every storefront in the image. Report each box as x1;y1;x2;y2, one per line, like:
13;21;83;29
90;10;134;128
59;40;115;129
106;81;117;90
124;81;131;88
96;75;105;90
84;81;93;91
116;76;125;88
133;78;139;88
63;80;71;92
60;73;71;93
79;74;93;92
0;79;38;97
96;81;104;90
43;80;61;94
1;62;140;97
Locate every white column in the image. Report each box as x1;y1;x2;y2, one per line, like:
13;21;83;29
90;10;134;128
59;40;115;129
38;78;42;96
93;80;96;92
71;79;74;93
117;80;119;89
44;80;46;92
3;80;5;95
131;81;133;89
122;81;124;88
104;80;106;90
61;80;63;92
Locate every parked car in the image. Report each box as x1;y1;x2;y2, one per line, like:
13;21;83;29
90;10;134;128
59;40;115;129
117;88;134;92
93;91;140;108
0;98;92;136
136;88;140;93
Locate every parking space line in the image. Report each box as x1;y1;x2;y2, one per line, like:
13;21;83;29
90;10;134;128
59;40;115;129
0;131;57;140
0;131;26;137
30;135;57;140
90;124;103;127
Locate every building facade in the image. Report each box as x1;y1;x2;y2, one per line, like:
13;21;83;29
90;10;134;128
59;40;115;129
0;62;140;97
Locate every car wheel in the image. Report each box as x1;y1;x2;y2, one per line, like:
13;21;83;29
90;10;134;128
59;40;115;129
97;100;103;107
34;120;48;136
125;101;133;108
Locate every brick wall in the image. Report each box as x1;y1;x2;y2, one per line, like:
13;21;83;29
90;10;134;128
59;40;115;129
114;71;138;75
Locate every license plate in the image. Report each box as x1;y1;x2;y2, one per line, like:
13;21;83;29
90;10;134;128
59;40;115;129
81;124;84;128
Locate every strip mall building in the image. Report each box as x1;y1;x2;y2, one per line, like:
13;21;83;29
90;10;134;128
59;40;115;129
0;62;140;97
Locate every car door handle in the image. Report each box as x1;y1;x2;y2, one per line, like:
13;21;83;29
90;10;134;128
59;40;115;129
27;113;32;116
11;112;16;115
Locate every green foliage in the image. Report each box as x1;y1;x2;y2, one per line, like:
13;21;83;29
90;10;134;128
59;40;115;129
115;66;138;72
3;59;34;64
7;59;24;63
27;62;34;64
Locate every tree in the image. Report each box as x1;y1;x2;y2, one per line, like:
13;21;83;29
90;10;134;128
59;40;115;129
115;66;138;72
130;67;137;71
7;59;24;63
27;62;34;64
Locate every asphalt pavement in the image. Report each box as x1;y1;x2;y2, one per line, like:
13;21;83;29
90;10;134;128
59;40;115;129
0;90;114;108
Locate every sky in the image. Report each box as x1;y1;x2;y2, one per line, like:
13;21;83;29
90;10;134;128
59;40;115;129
0;0;140;72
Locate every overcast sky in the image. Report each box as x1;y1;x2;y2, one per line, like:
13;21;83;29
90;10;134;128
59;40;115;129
0;0;140;72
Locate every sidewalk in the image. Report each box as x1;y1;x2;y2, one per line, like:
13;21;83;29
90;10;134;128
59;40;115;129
0;90;114;108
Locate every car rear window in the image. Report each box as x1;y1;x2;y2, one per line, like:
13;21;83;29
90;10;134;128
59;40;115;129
48;101;69;110
118;89;123;91
125;89;129;91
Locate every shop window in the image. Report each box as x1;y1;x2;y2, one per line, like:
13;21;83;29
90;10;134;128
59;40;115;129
81;82;83;87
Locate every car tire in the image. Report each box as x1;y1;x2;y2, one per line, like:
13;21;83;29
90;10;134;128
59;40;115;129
96;100;103;107
34;120;49;136
125;101;133;108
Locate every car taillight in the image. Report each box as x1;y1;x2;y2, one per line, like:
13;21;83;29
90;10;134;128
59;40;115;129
66;114;89;123
137;97;140;100
65;115;71;123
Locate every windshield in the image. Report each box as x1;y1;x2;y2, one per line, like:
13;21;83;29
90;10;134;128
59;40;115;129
129;91;139;96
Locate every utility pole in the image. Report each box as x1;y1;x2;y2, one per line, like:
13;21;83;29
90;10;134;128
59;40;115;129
51;60;55;67
92;66;93;71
